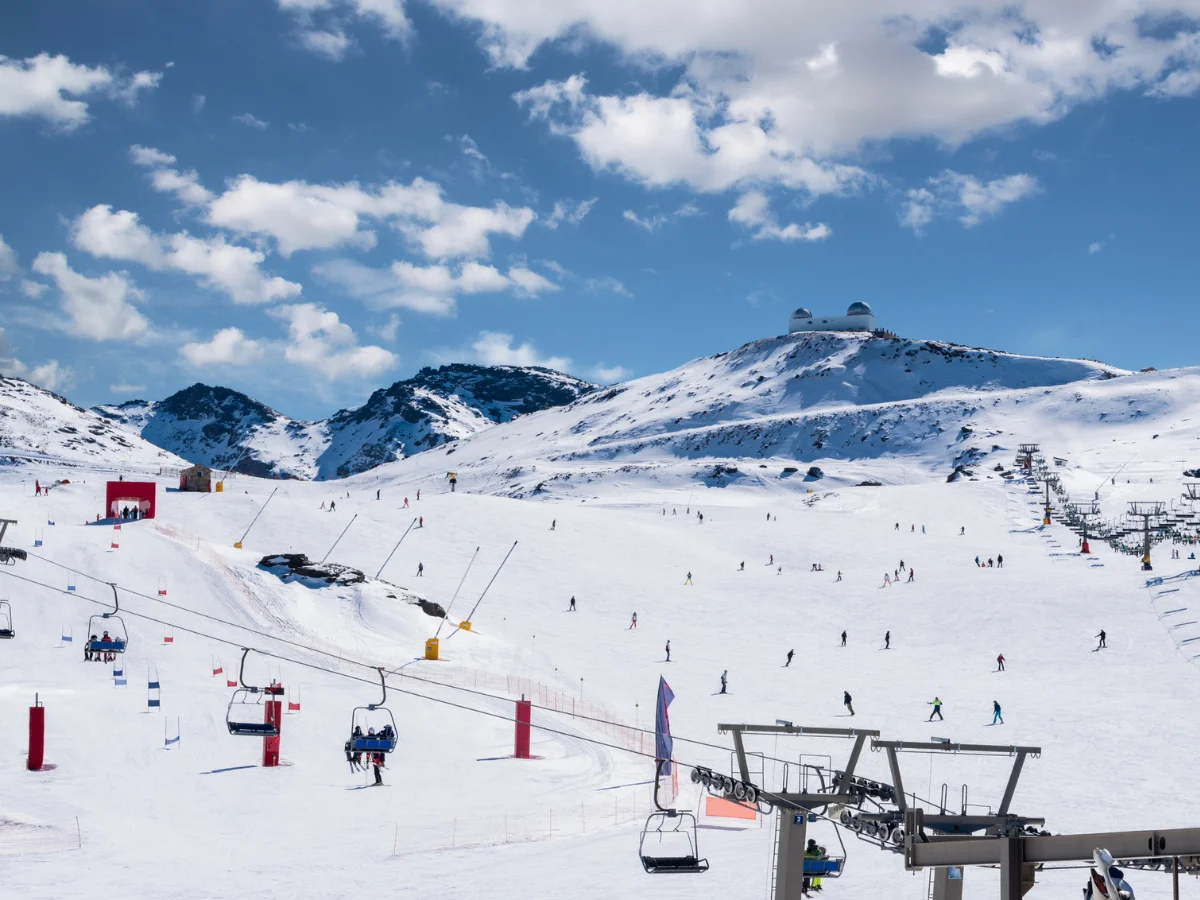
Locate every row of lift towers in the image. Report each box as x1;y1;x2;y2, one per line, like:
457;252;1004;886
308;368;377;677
674;722;1200;900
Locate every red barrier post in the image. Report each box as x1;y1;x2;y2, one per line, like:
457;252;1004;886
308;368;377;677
28;696;45;771
514;697;532;759
262;699;281;767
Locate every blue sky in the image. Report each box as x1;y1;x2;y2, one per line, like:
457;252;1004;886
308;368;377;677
2;1;1199;419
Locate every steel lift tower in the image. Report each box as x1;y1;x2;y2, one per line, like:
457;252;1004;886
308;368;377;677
1128;501;1166;571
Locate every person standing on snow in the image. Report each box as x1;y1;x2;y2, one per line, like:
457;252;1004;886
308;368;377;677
372;751;385;786
665;640;671;662
1096;629;1107;649
895;523;900;531
836;570;842;582
739;562;745;571
416;562;424;577
329;501;336;512
997;554;1004;568
885;631;891;649
719;670;727;694
960;526;965;535
769;554;774;565
419;516;423;527
376;489;380;500
843;691;854;716
928;697;944;721
884;573;891;586
786;649;794;667
992;701;1004;725
569;596;576;611
403;497;409;507
551;519;556;530
907;568;914;583
629;612;638;629
840;630;847;647
416;490;420;501
997;653;1006;671
685;571;693;585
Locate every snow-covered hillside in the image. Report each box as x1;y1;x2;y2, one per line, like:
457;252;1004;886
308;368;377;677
0;376;185;474
372;332;1156;496
93;365;596;480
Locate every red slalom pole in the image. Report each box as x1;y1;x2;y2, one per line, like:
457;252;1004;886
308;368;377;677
28;694;45;771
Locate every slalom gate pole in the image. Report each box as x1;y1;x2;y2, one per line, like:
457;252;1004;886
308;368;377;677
434;546;480;639
454;540;518;634
321;513;358;563
234;487;277;549
375;518;417;578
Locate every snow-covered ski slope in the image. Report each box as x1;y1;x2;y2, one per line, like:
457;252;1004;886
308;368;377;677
2;422;1199;899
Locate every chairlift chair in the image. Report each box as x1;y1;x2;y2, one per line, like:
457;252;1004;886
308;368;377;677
802;816;848;878
349;667;398;753
0;599;13;638
226;648;281;737
640;760;709;874
86;583;128;656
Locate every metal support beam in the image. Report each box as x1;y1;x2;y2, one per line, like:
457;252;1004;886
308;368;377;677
774;811;808;900
885;747;908;812
872;740;1040;755
905;827;1200;869
999;838;1023;900
730;728;750;784
931;866;964;900
842;733;867;785
997;751;1026;816
720;724;880;738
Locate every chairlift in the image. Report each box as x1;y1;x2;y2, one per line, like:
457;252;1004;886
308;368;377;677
802;815;847;878
0;599;13;639
348;667;398;753
86;583;128;657
640;760;709;874
226;648;281;737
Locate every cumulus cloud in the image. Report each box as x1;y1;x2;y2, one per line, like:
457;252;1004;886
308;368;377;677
180;327;265;366
728;191;831;242
0;53;160;129
470;331;571;371
543;198;597;229
278;0;411;59
0;328;73;391
0;234;17;280
129;145;213;206
272;302;397;379
623;202;703;232
591;363;631;383
30;252;149;341
72;205;302;304
233;112;270;130
900;171;1040;234
314;257;556;314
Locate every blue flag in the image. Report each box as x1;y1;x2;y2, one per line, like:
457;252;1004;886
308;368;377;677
655;676;675;775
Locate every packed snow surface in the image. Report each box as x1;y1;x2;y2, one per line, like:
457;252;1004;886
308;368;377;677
2;393;1200;899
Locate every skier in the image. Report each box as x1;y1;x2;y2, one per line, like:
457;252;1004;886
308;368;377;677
884;631;891;649
403;497;409;507
922;525;926;533
840;630;847;647
1096;629;1107;649
767;513;771;521
928;697;944;721
416;562;424;577
665;640;671;662
419;516;423;527
992;700;1003;725
35;479;40;496
372;750;385;786
959;526;965;535
987;558;994;567
416;490;420;501
836;571;842;582
899;559;904;570
805;838;828;894
330;501;336;512
911;524;915;532
843;691;854;716
719;670;727;694
894;522;900;531
376;489;380;501
739;561;745;571
883;573;891;586
907;568;914;583
975;556;980;567
685;571;693;585
786;649;794;667
630;612;638;629
698;512;704;524
569;596;576;611
769;554;774;565
551;519;556;530
997;653;1005;671
997;554;1004;568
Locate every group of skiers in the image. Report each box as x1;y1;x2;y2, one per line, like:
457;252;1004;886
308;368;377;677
974;554;1004;567
344;724;395;785
83;631;120;662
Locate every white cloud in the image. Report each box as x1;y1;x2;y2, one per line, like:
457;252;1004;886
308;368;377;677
72;205;302;304
375;312;401;341
1088;233;1116;254
129;145;213;206
728;191;831;242
30;252;149;341
543;198;597;229
110;382;147;393
20;279;47;298
192;94;206;112
272;302;397;379
900;171;1040;234
507;266;559;295
0;53;160;129
180;327;265;366
583;275;631;296
471;331;571;371
279;0;411;58
591;363;631;383
204;174;533;259
0;234;17;280
129;144;176;167
233;112;270;130
623;202;702;232
300;29;353;60
0;328;74;391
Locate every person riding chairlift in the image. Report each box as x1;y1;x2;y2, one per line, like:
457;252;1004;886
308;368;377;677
100;630;114;662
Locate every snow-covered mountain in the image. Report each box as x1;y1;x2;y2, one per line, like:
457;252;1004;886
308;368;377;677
371;331;1171;496
92;365;597;480
0;375;186;472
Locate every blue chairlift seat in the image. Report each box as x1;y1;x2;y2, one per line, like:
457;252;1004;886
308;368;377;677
804;859;842;876
88;639;126;652
349;736;397;752
0;627;12;639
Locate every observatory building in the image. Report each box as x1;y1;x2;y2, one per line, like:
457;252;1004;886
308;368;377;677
789;302;876;334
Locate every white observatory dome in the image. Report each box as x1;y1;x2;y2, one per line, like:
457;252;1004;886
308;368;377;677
792;307;813;319
846;301;872;316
